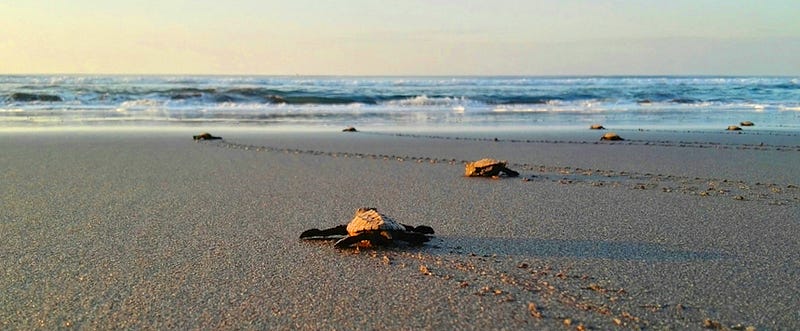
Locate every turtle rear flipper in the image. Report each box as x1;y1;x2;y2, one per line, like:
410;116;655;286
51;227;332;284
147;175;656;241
334;231;392;248
300;225;348;239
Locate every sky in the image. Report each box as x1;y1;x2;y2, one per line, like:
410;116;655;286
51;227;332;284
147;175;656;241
1;0;799;75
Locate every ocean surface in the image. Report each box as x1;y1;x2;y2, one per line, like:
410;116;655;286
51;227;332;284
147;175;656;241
1;75;798;130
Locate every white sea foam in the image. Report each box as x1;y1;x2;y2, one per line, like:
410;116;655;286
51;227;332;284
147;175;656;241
2;75;798;128
118;99;163;109
385;95;469;107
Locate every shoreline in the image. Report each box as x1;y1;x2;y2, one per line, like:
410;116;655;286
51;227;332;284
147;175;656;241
1;128;798;329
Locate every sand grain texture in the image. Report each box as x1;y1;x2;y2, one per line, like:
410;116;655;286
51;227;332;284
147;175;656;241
1;129;798;330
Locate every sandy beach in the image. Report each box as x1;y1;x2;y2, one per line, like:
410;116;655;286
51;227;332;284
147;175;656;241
1;126;798;330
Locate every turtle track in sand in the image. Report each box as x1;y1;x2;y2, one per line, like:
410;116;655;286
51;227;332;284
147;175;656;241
196;132;783;330
405;252;729;330
300;237;742;330
197;132;800;207
365;130;800;152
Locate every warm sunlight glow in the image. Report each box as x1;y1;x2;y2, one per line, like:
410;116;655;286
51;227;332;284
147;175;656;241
1;0;799;75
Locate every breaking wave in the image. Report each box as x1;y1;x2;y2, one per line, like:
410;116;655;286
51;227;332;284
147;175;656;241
1;75;798;128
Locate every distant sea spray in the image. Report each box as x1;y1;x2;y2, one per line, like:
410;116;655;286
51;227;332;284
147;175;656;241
1;75;798;128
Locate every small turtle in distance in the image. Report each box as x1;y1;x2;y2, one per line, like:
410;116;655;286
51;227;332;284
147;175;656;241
193;132;222;141
600;132;624;141
300;207;434;248
589;124;605;130
465;158;520;177
740;121;754;127
727;125;742;131
342;127;358;132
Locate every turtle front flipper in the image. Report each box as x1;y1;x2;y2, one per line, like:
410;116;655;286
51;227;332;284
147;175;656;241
300;224;348;239
401;224;435;234
414;225;435;234
500;166;520;177
393;231;431;246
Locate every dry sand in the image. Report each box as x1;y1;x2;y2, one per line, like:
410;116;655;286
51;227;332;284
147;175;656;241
1;127;798;330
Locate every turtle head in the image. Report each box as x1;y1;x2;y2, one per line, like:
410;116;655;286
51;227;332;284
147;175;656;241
356;207;377;214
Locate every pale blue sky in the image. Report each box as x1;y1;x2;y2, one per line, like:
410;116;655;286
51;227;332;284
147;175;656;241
1;0;798;75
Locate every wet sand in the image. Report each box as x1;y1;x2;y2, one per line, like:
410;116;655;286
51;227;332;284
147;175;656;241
1;127;798;330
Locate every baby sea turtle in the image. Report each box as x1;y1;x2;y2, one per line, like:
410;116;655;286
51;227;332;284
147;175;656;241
589;124;605;130
727;125;742;131
300;207;434;248
193;132;222;141
600;132;624;141
465;158;520;177
740;121;754;126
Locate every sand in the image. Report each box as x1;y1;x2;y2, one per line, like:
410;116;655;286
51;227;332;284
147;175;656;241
1;127;798;330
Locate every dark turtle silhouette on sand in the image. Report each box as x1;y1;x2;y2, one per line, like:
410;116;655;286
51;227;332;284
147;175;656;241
300;207;434;248
465;158;520;177
727;125;742;131
740;121;754;127
193;132;222;141
589;124;605;130
342;127;358;132
600;132;624;141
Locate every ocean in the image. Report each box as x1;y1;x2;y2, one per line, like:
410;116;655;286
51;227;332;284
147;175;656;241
1;75;798;131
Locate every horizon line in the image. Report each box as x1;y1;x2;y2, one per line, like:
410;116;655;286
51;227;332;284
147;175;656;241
2;73;798;78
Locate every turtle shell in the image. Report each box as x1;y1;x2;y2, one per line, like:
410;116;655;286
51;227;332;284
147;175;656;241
193;132;222;140
465;158;507;177
600;132;623;141
739;121;754;127
346;207;405;236
727;125;742;131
